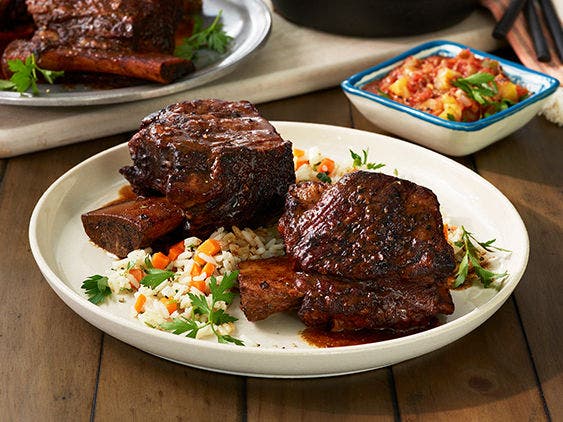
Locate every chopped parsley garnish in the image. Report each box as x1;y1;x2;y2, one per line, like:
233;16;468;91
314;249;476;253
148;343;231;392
140;268;176;289
160;271;244;345
138;255;175;288
376;88;391;99
0;55;64;95
175;10;233;61
350;149;385;170
453;226;510;288
452;72;497;105
316;172;332;183
81;275;112;304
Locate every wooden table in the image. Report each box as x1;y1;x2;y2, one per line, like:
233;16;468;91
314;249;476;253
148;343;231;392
1;87;561;421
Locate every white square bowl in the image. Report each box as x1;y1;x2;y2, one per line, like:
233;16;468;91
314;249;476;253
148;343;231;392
341;40;560;156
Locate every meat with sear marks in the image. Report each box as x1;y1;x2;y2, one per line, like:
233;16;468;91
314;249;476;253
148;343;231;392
239;171;456;333
279;171;455;281
238;256;454;332
1;0;193;83
120;99;295;237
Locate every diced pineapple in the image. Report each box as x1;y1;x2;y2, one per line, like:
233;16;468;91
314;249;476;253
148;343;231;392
388;77;410;98
498;81;518;102
434;67;461;91
438;94;462;121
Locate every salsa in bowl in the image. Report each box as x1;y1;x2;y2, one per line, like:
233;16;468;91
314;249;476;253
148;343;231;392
341;41;559;156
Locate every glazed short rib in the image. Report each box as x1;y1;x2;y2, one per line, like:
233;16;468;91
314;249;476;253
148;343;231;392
1;0;193;83
82;99;295;257
239;171;456;332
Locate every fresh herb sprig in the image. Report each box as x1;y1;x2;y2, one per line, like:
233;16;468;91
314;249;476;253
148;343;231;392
452;72;497;105
316;172;332;183
160;271;244;345
81;275;112;304
452;72;520;118
175;10;233;61
139;256;175;289
453;226;510;288
350;149;385;170
0;55;64;95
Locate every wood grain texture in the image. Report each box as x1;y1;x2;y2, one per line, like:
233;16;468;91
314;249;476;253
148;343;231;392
247;370;396;422
93;336;245;421
0;142;117;420
393;300;546;421
475;117;562;421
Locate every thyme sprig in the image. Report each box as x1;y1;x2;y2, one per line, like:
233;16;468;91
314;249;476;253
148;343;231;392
453;226;510;288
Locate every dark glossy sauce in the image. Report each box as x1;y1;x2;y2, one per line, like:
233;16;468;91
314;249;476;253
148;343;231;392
103;184;138;207
301;318;439;348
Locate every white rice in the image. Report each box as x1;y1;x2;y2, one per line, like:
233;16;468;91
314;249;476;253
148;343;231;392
101;225;285;339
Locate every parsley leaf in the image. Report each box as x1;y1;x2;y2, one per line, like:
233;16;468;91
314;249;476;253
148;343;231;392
140;268;175;289
453;226;510;288
160;271;244;345
175;10;233;61
1;55;64;95
209;271;238;304
316;172;332;183
350;148;386;171
459;72;495;85
0;80;15;90
218;334;245;346
452;72;497;106
81;275;112;304
160;317;200;338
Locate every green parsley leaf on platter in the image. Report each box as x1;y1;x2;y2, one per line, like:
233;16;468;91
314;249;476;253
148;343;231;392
1;55;64;95
81;275;112;305
175;10;233;61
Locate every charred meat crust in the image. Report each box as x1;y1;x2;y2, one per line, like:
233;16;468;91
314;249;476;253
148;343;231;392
1;0;193;83
120;99;295;236
279;171;456;281
238;256;454;332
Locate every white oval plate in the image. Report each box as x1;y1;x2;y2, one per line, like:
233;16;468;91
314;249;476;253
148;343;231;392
29;122;529;378
0;0;270;107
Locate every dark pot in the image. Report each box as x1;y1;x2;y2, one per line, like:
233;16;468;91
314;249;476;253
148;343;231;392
272;0;478;37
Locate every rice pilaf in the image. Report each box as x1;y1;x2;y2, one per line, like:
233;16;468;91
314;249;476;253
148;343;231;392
102;226;284;342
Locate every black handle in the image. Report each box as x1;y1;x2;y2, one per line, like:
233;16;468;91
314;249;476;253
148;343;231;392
524;0;551;62
538;0;563;61
493;0;528;39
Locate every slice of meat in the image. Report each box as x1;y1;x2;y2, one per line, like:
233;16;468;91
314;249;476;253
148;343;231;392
297;273;454;332
81;197;184;257
238;257;304;322
2;40;193;84
279;171;455;281
119;99;295;236
25;0;183;54
2;0;194;83
237;257;454;331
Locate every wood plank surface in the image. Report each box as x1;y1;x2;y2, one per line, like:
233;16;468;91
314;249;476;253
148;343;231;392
93;336;245;421
246;370;396;422
392;300;546;421
0;140;120;420
475;117;562;421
